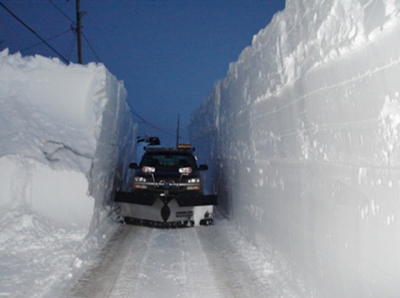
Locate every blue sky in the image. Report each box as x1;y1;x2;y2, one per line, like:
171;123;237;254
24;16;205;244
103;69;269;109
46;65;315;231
1;0;285;146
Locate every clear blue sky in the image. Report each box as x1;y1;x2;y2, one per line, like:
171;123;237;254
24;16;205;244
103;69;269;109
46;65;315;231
1;0;285;146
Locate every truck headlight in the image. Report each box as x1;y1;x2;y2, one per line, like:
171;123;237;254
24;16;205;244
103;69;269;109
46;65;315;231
187;178;201;190
133;176;147;189
188;178;200;183
179;167;192;175
134;176;147;182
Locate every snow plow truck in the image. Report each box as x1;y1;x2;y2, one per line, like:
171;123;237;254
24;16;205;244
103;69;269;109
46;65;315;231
115;144;217;228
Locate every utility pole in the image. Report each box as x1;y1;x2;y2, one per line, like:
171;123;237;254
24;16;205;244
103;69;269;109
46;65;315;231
76;0;83;64
176;115;180;148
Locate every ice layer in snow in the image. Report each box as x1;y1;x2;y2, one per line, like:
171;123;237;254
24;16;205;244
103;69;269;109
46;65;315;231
190;0;400;297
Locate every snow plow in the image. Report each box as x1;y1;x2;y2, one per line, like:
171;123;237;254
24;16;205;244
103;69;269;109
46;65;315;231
115;144;217;228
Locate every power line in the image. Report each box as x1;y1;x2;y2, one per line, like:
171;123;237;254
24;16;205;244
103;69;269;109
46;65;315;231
47;0;74;23
81;31;101;63
0;3;69;64
66;34;77;61
47;0;101;63
21;28;72;52
131;109;176;137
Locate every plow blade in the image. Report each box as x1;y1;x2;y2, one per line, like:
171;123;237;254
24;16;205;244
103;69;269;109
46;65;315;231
115;191;157;206
175;194;217;207
115;191;217;207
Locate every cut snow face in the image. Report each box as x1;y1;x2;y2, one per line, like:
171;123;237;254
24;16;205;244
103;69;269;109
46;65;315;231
0;49;136;296
0;48;136;228
0;50;99;227
190;0;400;297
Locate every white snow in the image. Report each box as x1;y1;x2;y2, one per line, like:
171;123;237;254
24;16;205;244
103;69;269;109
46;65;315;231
190;0;400;297
5;0;400;296
53;212;299;298
0;49;136;296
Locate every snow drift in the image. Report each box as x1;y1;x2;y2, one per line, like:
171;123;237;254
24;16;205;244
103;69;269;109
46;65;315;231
0;49;135;229
190;0;400;297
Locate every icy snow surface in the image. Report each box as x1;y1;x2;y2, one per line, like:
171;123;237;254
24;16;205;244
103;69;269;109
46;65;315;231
55;212;299;298
0;49;136;296
191;0;400;297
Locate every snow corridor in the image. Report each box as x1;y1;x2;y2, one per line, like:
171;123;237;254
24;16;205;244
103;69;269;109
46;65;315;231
2;1;400;297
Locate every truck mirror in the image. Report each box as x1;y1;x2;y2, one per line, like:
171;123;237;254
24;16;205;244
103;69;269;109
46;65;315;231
129;163;139;169
198;164;208;171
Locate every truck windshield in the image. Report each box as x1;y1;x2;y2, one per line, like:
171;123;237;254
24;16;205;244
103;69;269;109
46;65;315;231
140;153;196;171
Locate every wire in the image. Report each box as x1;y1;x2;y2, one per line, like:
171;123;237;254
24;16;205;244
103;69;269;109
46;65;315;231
81;31;101;63
47;0;101;63
47;0;75;23
131;109;176;137
66;34;76;60
21;28;72;52
0;3;69;64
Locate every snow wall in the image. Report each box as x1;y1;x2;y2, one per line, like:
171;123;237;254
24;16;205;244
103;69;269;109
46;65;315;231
190;1;400;297
0;49;136;232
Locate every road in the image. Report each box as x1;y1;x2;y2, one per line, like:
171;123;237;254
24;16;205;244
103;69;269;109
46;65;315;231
62;211;299;298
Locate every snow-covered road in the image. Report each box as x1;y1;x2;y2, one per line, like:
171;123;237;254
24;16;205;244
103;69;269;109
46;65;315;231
61;211;299;298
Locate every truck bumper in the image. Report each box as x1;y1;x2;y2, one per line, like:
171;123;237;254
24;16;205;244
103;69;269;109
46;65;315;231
114;190;216;227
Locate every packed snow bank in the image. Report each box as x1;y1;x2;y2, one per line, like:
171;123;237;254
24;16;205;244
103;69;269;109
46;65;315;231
0;49;136;295
190;1;400;297
0;49;135;229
